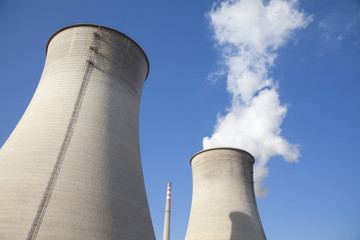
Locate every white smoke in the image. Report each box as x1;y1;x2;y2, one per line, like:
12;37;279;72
203;0;312;198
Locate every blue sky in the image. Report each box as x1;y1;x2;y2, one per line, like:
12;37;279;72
0;0;359;239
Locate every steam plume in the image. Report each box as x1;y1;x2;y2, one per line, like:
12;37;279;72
203;0;312;198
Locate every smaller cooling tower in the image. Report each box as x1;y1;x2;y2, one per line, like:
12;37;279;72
185;148;266;240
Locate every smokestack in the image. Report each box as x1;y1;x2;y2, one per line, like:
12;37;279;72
0;24;155;239
163;182;171;240
185;148;266;240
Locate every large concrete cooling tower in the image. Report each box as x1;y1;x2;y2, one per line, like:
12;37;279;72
0;24;155;240
185;148;266;240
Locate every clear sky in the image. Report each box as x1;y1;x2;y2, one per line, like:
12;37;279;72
0;0;359;239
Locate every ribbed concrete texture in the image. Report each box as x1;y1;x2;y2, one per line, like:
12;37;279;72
185;148;266;240
0;24;155;240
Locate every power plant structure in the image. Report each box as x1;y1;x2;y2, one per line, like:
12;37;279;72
0;24;268;240
185;148;266;240
162;183;171;240
0;24;155;239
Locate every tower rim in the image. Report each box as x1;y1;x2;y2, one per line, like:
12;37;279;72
45;23;150;81
190;147;255;166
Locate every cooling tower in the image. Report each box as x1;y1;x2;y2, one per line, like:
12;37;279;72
0;24;155;239
185;148;266;240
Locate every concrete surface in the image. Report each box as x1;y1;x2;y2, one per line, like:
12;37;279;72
0;24;155;240
185;148;266;240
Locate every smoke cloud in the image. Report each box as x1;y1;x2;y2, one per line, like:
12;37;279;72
203;0;312;198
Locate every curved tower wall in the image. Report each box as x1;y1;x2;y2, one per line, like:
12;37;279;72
185;148;266;240
0;24;155;239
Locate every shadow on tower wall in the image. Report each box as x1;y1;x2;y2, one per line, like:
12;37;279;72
230;211;266;240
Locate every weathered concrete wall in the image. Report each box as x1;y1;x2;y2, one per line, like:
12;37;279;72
185;148;266;240
0;24;155;240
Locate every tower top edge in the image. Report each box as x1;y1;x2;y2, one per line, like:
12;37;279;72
45;23;150;80
190;147;255;166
